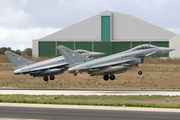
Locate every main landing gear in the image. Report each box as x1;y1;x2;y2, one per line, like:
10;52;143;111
50;75;55;80
74;73;77;76
43;75;55;81
43;76;48;81
103;74;115;81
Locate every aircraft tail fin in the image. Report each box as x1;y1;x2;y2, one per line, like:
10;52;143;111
57;45;87;66
4;51;32;68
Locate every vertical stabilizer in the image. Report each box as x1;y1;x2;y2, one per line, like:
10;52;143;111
57;45;87;66
4;51;31;68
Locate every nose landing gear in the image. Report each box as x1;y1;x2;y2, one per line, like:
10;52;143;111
138;71;142;75
137;64;142;75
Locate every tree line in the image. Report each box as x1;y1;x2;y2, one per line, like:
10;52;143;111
0;47;32;56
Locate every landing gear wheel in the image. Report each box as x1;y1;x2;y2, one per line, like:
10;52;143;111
50;75;55;80
138;71;142;75
74;73;77;76
43;76;48;81
103;75;109;81
110;74;115;80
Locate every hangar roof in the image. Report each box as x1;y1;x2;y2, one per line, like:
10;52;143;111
39;11;176;42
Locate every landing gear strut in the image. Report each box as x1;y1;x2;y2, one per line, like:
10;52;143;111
43;76;48;81
50;75;55;80
137;64;142;75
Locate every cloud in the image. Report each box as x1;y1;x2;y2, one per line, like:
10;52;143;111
58;0;64;4
0;0;180;51
0;26;59;50
0;0;179;30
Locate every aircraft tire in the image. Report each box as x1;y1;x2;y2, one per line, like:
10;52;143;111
103;75;109;81
74;73;77;76
138;71;142;75
110;74;115;80
50;75;55;80
43;76;48;81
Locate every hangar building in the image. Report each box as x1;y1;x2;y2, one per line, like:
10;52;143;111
170;34;180;58
32;11;177;58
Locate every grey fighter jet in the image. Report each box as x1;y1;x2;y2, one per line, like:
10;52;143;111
4;50;104;81
57;44;175;81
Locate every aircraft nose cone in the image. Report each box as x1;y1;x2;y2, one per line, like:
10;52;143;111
160;47;175;55
91;52;105;57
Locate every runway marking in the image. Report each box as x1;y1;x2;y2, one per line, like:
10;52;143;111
1;89;180;96
0;118;43;120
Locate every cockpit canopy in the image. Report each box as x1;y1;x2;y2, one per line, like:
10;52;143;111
74;49;90;54
132;44;157;50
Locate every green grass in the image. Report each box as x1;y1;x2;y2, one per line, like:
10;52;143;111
1;94;180;108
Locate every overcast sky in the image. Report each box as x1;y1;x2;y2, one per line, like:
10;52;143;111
0;0;180;51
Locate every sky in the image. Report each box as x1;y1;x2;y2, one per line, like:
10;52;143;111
0;0;180;51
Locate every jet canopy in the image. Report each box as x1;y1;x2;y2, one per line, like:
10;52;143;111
131;44;157;50
74;49;90;54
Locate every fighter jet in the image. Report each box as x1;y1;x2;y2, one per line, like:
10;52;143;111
4;50;104;81
57;44;175;81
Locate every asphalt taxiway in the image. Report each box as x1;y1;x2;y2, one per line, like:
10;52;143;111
0;103;180;120
1;89;180;120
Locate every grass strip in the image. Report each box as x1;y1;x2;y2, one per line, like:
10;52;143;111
0;94;180;108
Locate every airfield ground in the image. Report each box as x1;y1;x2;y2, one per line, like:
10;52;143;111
0;55;180;89
0;63;180;89
1;55;180;108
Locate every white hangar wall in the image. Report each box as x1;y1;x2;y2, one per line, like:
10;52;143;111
32;11;177;58
169;34;180;58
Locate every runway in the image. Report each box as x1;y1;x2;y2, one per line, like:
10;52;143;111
0;88;180;96
0;103;180;120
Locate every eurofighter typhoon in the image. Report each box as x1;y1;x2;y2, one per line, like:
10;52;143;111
57;44;175;81
4;50;104;81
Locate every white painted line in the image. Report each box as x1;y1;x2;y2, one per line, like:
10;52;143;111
0;118;42;120
0;90;180;96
